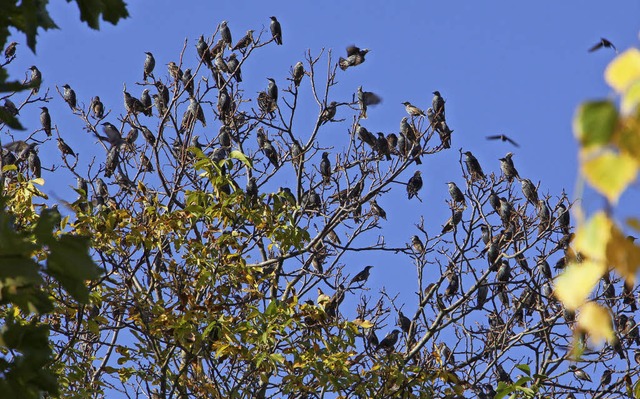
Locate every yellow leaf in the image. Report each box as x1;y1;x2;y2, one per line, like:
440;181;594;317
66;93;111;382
573;211;612;261
622;80;640;114
582;149;637;204
605;48;640;93
352;318;374;328
577;302;615;344
606;224;640;286
554;260;606;310
627;217;640;232
31;177;45;185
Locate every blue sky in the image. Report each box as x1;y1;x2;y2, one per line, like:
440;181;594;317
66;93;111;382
4;0;640;391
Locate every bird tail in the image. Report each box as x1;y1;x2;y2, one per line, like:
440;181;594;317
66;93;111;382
338;58;349;71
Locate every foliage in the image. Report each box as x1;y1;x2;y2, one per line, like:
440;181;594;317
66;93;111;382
2;19;640;399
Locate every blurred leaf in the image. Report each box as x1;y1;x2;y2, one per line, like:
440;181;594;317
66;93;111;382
573;211;612;261
554;260;606;310
627;217;640;232
573;101;618;147
0;106;25;130
582;149;637;204
622;80;640;114
352;319;374;329
230;150;253;169
0;79;28;93
33;207;61;245
515;364;531;376
69;0;129;30
605;48;640;93
577;302;615;344
606;223;640;286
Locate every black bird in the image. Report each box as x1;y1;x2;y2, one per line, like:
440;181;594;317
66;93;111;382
143;52;155;81
521;178;539;205
140;89;152;117
432;91;445;120
441;209;463;234
570;365;592;382
28;66;41;94
140;153;153;172
232;30;254;51
100;122;124;146
320;151;331;184
220;21;232;49
499;197;513;226
262;140;279;169
397;132;407;158
246;177;258;199
480;224;492;244
227;53;242;82
196;35;212;68
447;182;465;206
358;86;382;119
386;133;398;153
57;138;75;158
400;117;416;144
589;38;617;53
477;283;488;309
140;126;156;146
402;101;425;117
463;151;485;181
488;191;501;213
350;265;373;286
292;61;304;87
124;91;145;115
214;53;229;73
499;152;520;182
182;68;194;96
356;125;377;149
367;330;379;348
27;150;41;178
376;132;391;160
370;199;387;220
219;125;232;148
319;101;337;124
556;203;570;234
62;84;77;109
536;256;552;280
445;272;459;298
435;120;453;149
90;96;104;119
4;41;17;59
376;329;400;352
40;107;51;137
155;81;169;105
406;171;423;199
339;45;369;70
487;134;519;147
600;369;613;387
398;311;411;333
411;235;424;255
270;16;282;45
266;78;278;103
497;260;511;282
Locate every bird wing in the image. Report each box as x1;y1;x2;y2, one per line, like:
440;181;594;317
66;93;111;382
346;45;360;56
486;135;502;140
505;136;520;147
588;41;604;52
363;92;382;105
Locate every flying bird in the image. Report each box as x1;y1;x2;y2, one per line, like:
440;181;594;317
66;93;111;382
589;38;617;53
486;134;519;147
358;86;382;118
339;45;369;70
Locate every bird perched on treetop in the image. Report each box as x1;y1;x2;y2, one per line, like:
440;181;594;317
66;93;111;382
520;178;539;205
219;21;232;49
589;38;617;53
90;96;104;119
376;329;400;352
4;42;17;59
411;235;425;255
358;86;382;119
320;101;337;124
57;138;75;158
270;16;282;45
376;133;391;160
143;52;155;81
463;151;486;181
432;91;445;120
339;45;369;70
398;311;411;333
227;53;242;82
292;61;304;87
499;152;520;183
267;78;278;103
403;101;425;117
320;152;331;184
39;107;51;137
447;182;466;206
99;122;124;146
233;30;254;51
28;66;41;94
350;265;373;286
407;171;423;199
62;84;77;110
196;35;212;68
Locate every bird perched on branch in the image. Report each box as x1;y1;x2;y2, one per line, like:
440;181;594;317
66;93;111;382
57;138;75;158
90;96;104;119
398;311;411;333
520;178;539;205
589;38;616;53
39;107;51;137
432;91;445;120
411;235;425;255
406;171;423;199
143;52;155;81
62;84;77;110
270;16;282;45
358;86;382;119
292;61;304;87
339;45;369;70
227;53;242;82
403;101;425;117
320;101;337;125
28;66;41;94
219;21;232;49
233;30;254;51
4;42;17;59
196;35;212;68
319;152;331;184
447;182;465;206
463;151;485;181
376;329;400;352
350;265;373;286
499;152;519;183
569;365;592;382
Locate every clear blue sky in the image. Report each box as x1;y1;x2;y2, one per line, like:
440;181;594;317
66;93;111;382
5;0;640;391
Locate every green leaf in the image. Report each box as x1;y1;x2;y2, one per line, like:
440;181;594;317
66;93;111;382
573;100;618;148
515;364;531;376
13;0;59;51
0;106;25;130
230;150;253;169
0;79;29;93
33;207;61;245
71;0;129;30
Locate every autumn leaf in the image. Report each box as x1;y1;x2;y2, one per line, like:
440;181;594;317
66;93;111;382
573;101;618;147
573;211;612;261
605;48;640;93
581;149;637;204
606;224;640;286
576;302;614;345
554;260;606;310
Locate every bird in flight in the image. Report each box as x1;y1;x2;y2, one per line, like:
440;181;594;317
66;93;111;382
588;38;617;53
486;134;519;147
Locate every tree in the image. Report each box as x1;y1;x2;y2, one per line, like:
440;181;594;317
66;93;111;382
1;19;639;399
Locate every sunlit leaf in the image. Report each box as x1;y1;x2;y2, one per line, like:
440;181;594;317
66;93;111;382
573;211;612;261
622;80;640;114
230;150;253;168
577;302;614;344
554;260;606;310
573;101;618;147
352;319;374;329
582;149;637;204
605;48;640;93
606;224;640;286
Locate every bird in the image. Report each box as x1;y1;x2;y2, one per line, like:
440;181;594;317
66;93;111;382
319;152;331;184
369;199;387;220
196;35;212;68
124;91;145;115
402;101;425;117
266;78;278;103
246;177;258;199
356;125;376;149
4;41;17;59
463;151;486;181
570;365;592;382
406;171;422;200
441;209;463;234
292;61;304;87
398;311;411;333
339;45;369;70
219;21;232;49
57;138;75;158
435;120;453;149
488;191;501;213
536;256;552;280
499;152;520;182
447;182;466;206
487;134;519;147
233;30;254;51
140;89;152;117
499;197;513;226
477;283;488;309
480;224;492;245
155;81;169;105
27;150;41;178
140;153;153;172
386;133;398;153
600;369;613;387
496;260;511;282
167;61;183;82
140;126;155;146
270;16;282;45
181;69;194;96
520;178;539;205
319;101;337;124
556;203;570;234
262;140;279;169
350;265;373;286
400;116;416;144
214;53;229;73
432;91;445;120
39;107;51;137
376;133;391;160
99;122;124;146
62;84;77;109
445;272;459;298
376;329;400;352
358;86;382;119
28;66;41;94
589;38;617;53
411;235;425;255
227;53;242;82
143;52;155;81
